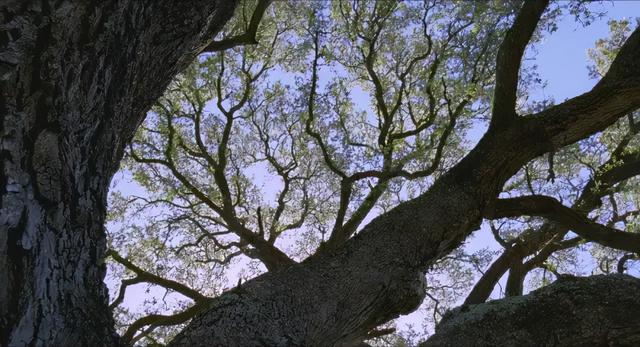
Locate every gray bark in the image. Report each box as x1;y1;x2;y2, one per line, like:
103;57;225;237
423;274;640;346
0;1;236;345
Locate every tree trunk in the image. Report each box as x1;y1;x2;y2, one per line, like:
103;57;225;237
0;1;236;345
422;274;640;346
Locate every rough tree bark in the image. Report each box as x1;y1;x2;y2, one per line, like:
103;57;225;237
422;274;640;346
169;5;640;347
0;1;237;345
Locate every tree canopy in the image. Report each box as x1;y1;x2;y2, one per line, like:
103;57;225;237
102;1;640;345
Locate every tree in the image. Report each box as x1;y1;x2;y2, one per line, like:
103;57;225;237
464;18;640;305
107;1;640;345
3;1;640;346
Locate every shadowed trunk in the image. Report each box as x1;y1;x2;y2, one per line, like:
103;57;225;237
0;1;236;345
422;274;640;346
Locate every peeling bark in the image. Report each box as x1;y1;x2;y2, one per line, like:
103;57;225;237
0;1;236;345
423;275;640;346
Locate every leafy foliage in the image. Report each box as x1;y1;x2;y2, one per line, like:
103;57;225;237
105;2;640;345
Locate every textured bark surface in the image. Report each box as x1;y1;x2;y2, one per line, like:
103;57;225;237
170;26;640;346
0;1;236;345
422;274;640;346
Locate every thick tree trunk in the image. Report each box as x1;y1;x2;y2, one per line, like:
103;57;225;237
422;274;640;346
170;27;640;346
0;1;236;345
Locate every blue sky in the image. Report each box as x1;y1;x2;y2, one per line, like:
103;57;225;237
534;1;639;100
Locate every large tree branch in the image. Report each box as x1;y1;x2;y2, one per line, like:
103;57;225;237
463;247;521;305
491;0;549;127
578;150;640;210
107;249;208;303
467;137;640;305
203;0;273;52
423;275;640;346
488;195;640;253
528;28;640;151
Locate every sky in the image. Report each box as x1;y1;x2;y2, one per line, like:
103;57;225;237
533;1;639;101
107;1;640;342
